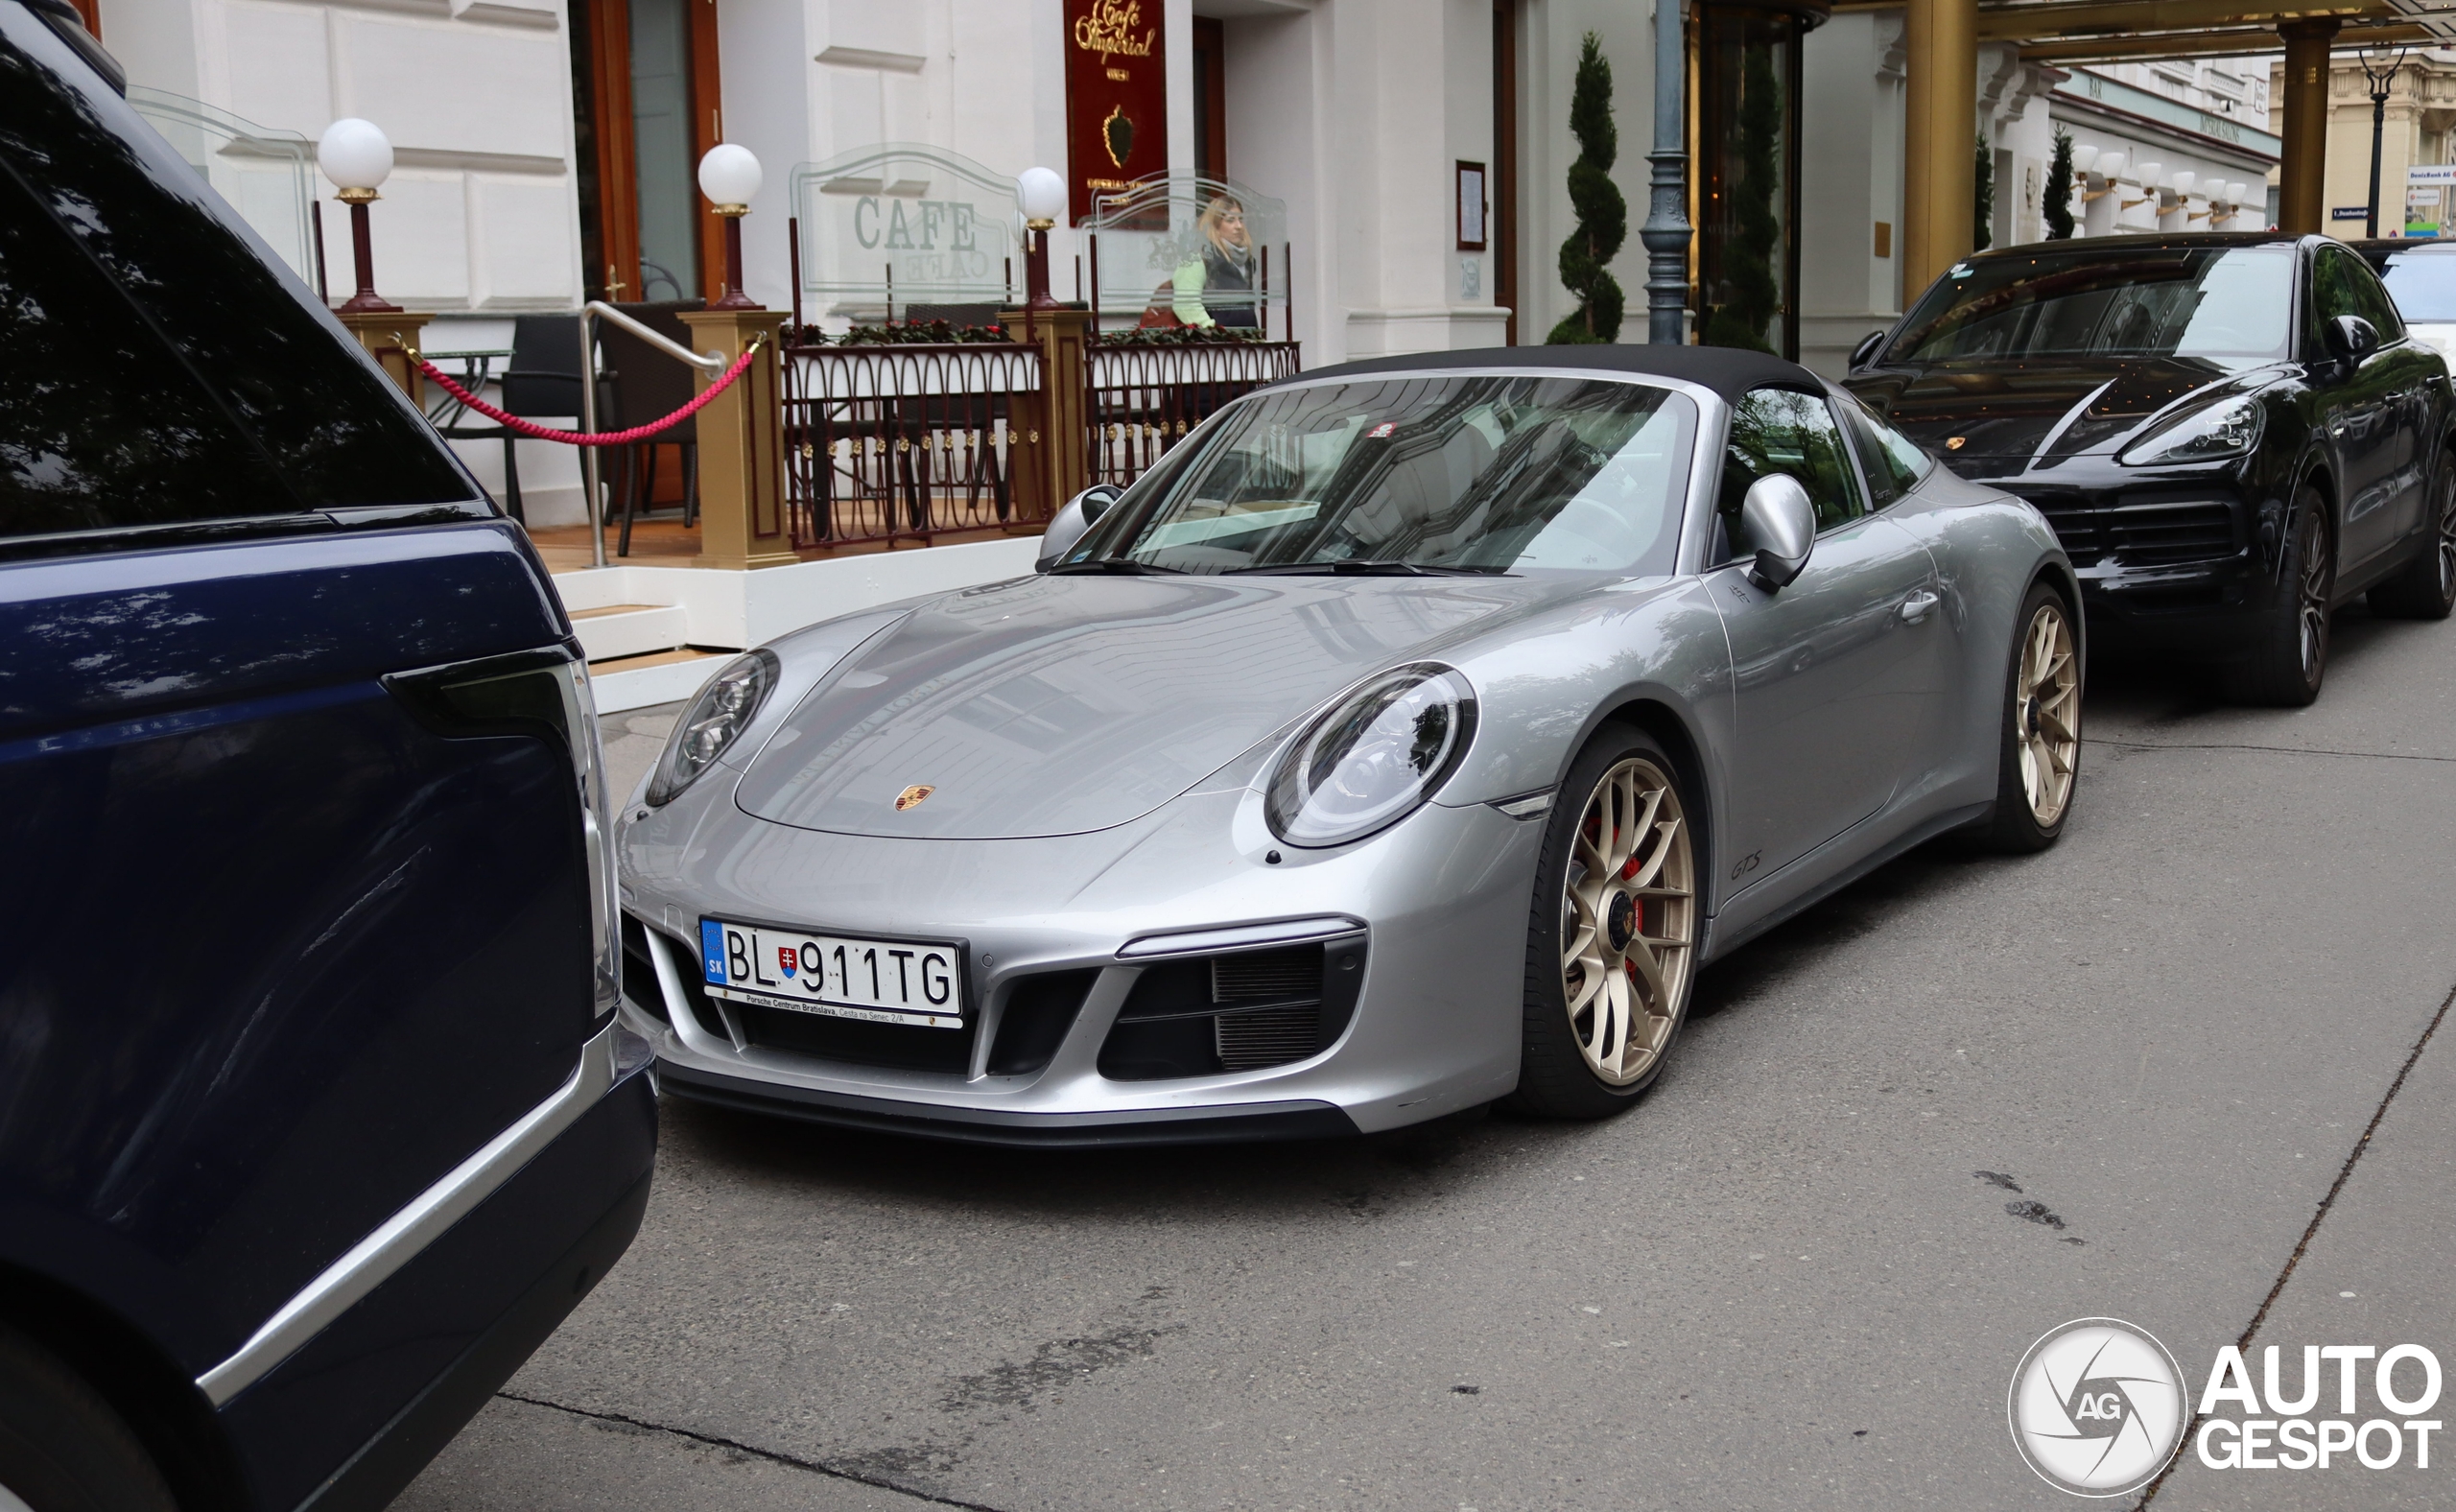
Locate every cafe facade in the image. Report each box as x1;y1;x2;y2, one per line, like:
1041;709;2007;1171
81;0;2350;418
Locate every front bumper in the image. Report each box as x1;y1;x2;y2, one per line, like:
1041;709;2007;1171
618;781;1547;1142
1987;477;2282;654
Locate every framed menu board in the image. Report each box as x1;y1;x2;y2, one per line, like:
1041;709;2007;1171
1065;0;1169;222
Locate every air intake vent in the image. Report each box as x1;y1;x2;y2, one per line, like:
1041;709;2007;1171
2107;499;2235;565
1214;946;1322;1003
737;1003;974;1075
1216;1004;1322;1072
2024;501;2103;567
620;914;669;1024
1100;934;1365;1080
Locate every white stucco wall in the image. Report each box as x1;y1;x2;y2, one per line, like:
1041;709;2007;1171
103;0;585;314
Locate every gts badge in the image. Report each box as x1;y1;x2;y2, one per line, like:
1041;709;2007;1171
1731;850;1761;881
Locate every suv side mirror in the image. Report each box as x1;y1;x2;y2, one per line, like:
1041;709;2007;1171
1739;474;1817;591
1034;484;1124;571
1848;330;1888;371
2326;314;2380;364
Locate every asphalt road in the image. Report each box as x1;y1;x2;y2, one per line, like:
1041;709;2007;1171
396;605;2456;1511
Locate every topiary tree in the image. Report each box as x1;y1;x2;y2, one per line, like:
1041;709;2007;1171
1547;33;1625;344
1973;133;1995;250
2043;128;2076;240
1699;41;1781;353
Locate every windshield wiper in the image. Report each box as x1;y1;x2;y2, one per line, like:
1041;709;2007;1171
1046;558;1188;576
1220;559;1507;577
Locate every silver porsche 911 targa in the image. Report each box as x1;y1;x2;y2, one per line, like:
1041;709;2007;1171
615;346;2081;1146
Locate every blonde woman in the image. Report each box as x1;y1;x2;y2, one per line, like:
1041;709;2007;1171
1170;194;1258;328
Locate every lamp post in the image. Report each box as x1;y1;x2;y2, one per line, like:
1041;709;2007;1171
1015;166;1066;319
2361;47;2410;239
698;144;764;310
318;118;396;313
317;116;428;403
1004;167;1086;516
1640;0;1691;343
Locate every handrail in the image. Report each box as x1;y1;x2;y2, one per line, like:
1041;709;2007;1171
586;300;727;373
574;301;728;570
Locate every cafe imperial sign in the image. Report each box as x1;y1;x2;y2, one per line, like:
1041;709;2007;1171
1065;0;1168;220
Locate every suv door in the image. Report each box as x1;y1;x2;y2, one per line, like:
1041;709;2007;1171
0;19;621;1506
2310;242;2411;572
2343;249;2443;565
1710;387;1950;888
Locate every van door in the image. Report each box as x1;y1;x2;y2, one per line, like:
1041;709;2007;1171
0;30;614;1502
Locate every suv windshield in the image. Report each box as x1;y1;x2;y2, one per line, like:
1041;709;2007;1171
1891;246;2294;363
2381;248;2456;322
1065;375;1697;576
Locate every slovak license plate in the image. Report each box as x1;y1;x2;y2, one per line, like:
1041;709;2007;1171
699;919;963;1029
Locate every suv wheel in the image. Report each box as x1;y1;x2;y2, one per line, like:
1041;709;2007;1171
2368;457;2456;621
2222;490;2333;707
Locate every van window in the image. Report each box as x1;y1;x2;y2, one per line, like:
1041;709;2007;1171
0;165;290;536
0;30;470;531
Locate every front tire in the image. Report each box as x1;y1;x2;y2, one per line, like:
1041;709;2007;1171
1972;582;2082;854
2222;491;2333;706
1503;727;1699;1120
2368;457;2456;621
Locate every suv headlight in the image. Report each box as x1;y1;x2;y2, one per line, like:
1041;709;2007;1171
1265;664;1477;847
648;650;779;806
2120;393;2264;465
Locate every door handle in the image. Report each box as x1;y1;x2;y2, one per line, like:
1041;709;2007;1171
1899;589;1941;623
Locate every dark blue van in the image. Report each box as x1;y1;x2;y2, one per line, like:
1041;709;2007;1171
0;4;656;1508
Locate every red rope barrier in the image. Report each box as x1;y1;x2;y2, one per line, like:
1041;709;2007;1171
414;337;763;446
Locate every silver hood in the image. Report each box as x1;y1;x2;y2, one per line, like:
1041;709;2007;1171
731;573;1559;840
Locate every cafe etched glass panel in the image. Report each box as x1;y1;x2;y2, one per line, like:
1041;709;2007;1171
1083;176;1287;332
791;145;1022;322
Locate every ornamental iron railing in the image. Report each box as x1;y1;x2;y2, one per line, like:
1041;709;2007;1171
1083;340;1302;487
780;340;1048;548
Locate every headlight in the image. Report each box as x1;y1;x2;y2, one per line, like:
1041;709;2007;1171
647;650;779;806
1265;664;1477;847
2119;393;2264;465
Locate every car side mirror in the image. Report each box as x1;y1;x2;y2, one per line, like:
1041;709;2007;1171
1848;330;1888;371
1034;484;1124;572
1738;474;1817;592
2326;314;2380;364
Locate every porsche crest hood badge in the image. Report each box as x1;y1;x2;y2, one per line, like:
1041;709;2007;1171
893;785;935;812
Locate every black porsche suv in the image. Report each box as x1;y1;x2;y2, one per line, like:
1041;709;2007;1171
1846;234;2456;704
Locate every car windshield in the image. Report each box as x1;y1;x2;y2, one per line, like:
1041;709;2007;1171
2380;248;2456;322
1890;247;2294;363
1065;375;1697;576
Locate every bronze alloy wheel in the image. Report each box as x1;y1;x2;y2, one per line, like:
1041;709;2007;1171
2015;599;2081;827
1558;756;1696;1086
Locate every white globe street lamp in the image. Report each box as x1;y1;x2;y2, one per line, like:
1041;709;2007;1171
1014;166;1066;315
698;144;765;311
318;117;397;312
